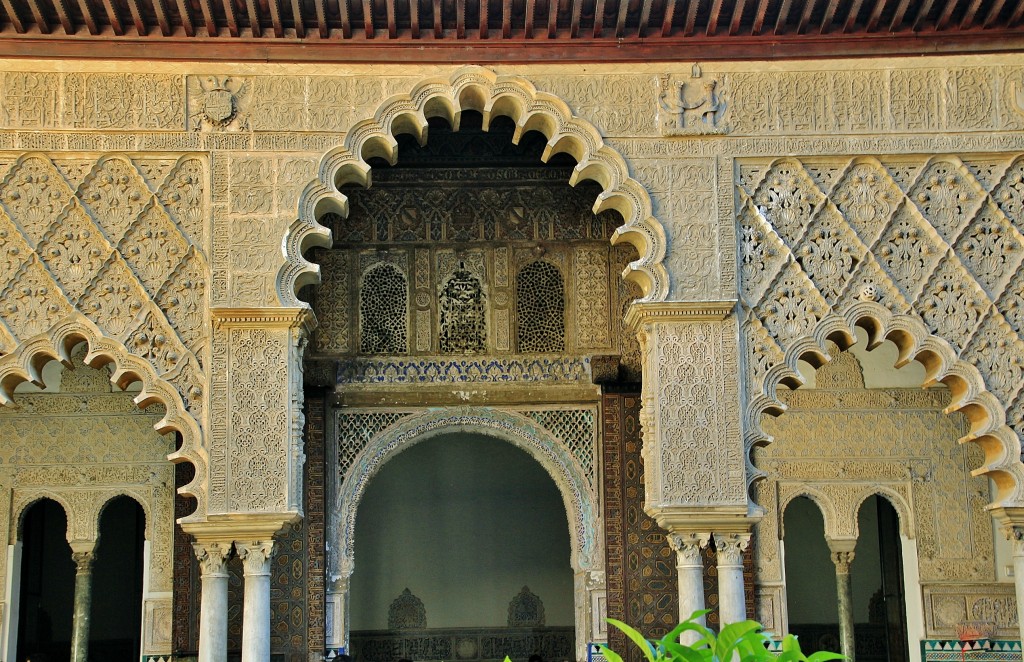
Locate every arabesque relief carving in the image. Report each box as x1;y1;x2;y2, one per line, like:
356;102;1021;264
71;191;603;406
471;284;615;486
739;154;1024;507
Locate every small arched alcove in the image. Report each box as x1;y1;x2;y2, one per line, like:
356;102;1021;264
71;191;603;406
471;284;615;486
17;498;74;662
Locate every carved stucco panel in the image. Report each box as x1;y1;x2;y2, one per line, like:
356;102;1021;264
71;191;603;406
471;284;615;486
924;584;1019;638
643;319;744;508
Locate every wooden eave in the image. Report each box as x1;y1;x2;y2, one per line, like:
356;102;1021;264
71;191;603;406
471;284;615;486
0;0;1021;62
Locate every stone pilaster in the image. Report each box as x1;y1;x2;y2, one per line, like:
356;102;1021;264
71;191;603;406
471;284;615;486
714;532;751;626
667;532;710;643
69;544;96;662
1002;524;1024;646
237;540;276;662
827;539;857;662
193;541;232;662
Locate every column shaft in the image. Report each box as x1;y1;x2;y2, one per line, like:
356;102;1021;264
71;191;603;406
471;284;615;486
238;540;276;662
194;542;233;662
70;549;95;662
835;566;855;661
669;532;710;644
714;533;750;626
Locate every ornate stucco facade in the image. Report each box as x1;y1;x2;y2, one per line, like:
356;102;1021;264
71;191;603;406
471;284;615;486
0;56;1023;662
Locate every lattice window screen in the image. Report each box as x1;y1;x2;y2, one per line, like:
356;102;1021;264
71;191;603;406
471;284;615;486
516;260;565;353
359;263;409;354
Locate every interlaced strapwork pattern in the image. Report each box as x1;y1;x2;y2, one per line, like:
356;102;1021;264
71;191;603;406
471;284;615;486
439;267;486;353
335;411;415;475
516;261;565;353
525;408;596;486
359;263;408;354
739;155;1024;486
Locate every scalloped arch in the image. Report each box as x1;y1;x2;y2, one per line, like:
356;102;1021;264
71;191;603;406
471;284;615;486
330;407;598;581
747;301;1024;509
0;316;208;520
278;66;669;307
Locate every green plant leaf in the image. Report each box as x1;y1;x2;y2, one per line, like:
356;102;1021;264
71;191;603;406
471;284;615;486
664;641;711;662
599;643;625;662
607;618;658;662
805;652;845;662
715;620;764;662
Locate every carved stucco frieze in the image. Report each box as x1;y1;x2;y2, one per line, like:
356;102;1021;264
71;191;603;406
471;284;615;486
740;153;1024;510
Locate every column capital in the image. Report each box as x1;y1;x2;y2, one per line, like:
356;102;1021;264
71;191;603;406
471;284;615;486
71;549;96;574
193;541;233;577
713;532;751;566
237;540;276;577
667;532;711;563
830;550;856;572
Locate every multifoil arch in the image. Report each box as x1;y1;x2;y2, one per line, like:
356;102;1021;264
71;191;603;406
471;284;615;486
279;66;669;306
0;316;208;520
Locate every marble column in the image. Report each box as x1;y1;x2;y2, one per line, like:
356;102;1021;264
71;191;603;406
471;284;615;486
70;545;96;662
827;540;857;662
238;540;276;662
714;533;750;626
1005;527;1024;646
193;542;233;662
668;532;710;643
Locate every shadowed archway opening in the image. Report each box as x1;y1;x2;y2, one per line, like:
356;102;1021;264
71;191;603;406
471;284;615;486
17;499;74;662
350;432;575;662
91;496;146;661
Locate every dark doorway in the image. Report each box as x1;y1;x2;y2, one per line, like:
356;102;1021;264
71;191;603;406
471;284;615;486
17;499;74;662
91;496;146;661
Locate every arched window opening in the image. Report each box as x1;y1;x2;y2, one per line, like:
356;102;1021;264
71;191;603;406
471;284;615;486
783;496;839;650
855;495;907;662
17;499;74;662
516;261;565;353
359;263;409;354
91;496;146;661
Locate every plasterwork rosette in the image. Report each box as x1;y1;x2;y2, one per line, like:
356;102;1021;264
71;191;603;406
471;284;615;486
738;154;1024;511
280;66;670;311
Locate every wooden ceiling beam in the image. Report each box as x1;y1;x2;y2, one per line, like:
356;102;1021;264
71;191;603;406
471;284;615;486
637;0;652;36
660;0;675;36
593;0;605;36
549;0;559;37
24;0;49;32
126;0;147;34
774;0;793;33
243;0;259;35
291;0;304;36
888;0;910;30
313;0;326;36
53;0;75;34
864;0;886;31
796;0;816;33
751;0;770;35
911;0;934;30
174;0;194;35
707;0;724;35
935;0;959;30
197;0;218;35
455;0;464;38
75;0;98;33
431;0;439;37
100;0;124;33
614;0;627;37
820;0;839;32
221;0;239;35
362;0;372;37
500;0;509;37
683;0;698;35
266;0;282;35
0;0;25;31
478;0;486;38
339;0;351;37
958;0;982;27
728;0;747;35
411;0;420;37
842;0;865;32
152;0;171;34
385;0;396;36
980;0;1004;27
524;0;534;37
571;0;582;37
1009;0;1024;26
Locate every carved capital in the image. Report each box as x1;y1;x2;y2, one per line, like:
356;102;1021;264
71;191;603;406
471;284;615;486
667;531;711;564
71;550;95;574
1003;525;1024;556
193;541;232;577
236;540;275;576
713;532;750;566
830;550;856;573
